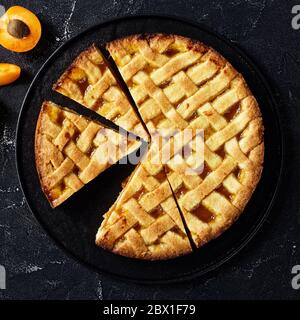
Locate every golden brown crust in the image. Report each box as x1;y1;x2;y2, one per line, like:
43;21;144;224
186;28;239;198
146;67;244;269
107;33;209;55
35;102;59;207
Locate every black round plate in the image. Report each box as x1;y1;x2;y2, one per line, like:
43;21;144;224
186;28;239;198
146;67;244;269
16;15;284;283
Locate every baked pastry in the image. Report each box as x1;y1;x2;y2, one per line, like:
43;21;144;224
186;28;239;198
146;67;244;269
35;101;141;207
107;34;264;248
36;33;264;260
95;144;192;259
53;45;149;141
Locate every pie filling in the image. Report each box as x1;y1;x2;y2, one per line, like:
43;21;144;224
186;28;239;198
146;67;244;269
223;103;241;121
191;204;215;223
132;187;146;201
175;185;188;199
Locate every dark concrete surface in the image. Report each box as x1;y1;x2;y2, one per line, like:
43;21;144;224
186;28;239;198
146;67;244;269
0;0;299;299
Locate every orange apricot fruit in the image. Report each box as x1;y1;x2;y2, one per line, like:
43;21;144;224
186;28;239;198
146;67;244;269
0;6;41;52
0;63;21;86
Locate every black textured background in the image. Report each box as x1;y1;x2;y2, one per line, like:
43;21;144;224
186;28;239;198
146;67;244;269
0;0;299;299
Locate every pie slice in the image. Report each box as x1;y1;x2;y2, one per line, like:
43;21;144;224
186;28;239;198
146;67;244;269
53;44;149;141
107;34;264;248
95;144;192;260
35;101;142;208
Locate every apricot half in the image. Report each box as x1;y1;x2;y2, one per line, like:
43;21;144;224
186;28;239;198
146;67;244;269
0;6;41;52
0;63;21;86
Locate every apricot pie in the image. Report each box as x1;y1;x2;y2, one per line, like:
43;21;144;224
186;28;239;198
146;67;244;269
35;34;264;259
35;101;141;207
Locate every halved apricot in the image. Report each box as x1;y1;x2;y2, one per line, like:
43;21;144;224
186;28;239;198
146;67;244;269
0;6;41;52
0;63;21;86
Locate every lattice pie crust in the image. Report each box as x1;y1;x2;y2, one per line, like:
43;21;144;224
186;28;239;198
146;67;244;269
35;34;264;259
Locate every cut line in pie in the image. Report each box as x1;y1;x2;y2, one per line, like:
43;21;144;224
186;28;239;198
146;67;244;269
35;33;264;260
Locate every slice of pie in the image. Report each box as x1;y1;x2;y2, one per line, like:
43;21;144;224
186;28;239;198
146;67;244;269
53;44;149;141
95;144;192;260
107;34;264;249
35;101;141;208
